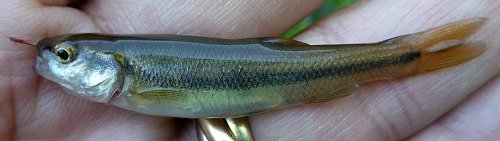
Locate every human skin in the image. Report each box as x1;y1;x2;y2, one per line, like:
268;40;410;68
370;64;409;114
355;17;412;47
0;0;498;140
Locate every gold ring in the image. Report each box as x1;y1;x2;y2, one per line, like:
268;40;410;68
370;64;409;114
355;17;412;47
196;117;254;141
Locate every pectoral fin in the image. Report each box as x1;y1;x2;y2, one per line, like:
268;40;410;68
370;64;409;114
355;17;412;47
130;88;187;103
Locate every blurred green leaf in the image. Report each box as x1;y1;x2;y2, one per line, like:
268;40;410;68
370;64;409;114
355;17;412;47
281;0;356;38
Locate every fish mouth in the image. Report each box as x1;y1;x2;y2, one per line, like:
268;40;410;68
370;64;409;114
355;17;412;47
34;56;48;78
34;55;60;84
34;56;74;91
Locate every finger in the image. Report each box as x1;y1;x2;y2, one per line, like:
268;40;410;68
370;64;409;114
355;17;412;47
37;0;81;7
409;75;500;140
0;0;98;76
251;0;500;140
82;0;323;38
81;1;323;140
2;1;325;140
0;0;99;106
0;0;99;39
1;0;99;140
0;0;97;106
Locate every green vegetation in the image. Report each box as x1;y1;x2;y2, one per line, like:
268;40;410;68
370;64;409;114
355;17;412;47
281;0;356;38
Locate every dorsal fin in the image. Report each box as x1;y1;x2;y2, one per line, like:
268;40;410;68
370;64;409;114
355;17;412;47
256;37;309;47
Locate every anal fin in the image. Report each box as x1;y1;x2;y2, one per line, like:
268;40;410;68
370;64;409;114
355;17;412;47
306;85;358;104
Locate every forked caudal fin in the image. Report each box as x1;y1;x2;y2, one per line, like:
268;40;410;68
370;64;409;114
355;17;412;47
405;18;487;74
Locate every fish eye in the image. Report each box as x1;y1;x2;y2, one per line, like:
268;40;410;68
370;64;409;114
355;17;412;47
53;44;76;63
57;49;69;61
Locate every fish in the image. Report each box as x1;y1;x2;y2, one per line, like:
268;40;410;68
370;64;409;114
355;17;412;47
22;18;486;118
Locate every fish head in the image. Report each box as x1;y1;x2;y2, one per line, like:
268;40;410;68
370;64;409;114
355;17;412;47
34;36;123;103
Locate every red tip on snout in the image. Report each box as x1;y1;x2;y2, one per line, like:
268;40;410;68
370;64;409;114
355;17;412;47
0;31;36;47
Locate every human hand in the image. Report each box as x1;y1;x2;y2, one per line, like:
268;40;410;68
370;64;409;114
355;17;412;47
0;0;498;140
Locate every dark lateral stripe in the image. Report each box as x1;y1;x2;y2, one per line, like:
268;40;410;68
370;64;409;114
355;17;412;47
139;52;421;90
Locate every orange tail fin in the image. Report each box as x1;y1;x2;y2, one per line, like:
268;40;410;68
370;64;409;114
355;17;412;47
410;18;487;74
